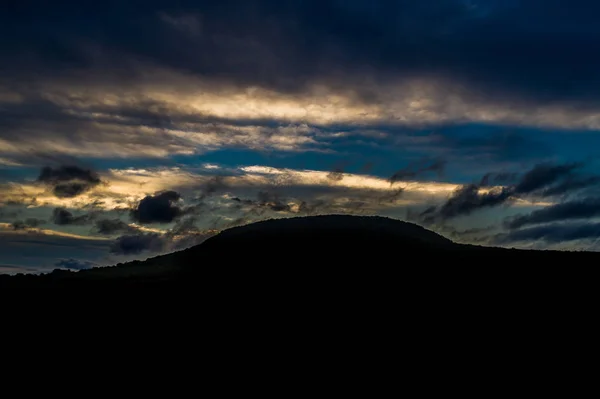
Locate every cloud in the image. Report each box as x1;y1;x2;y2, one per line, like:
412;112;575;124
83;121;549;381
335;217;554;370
131;191;183;224
231;191;292;214
167;216;201;236
110;233;166;255
390;158;446;185
437;184;512;220
5;2;600;130
52;208;92;225
38;165;102;198
54;258;97;271
4;0;600;104
11;218;45;230
514;163;581;195
479;172;518;187
0;164;459;215
499;222;600;244
506;198;600;229
424;161;596;221
0;229;111;273
199;175;229;199
4;2;600;168
94;219;141;235
326;169;345;182
110;216;215;255
165;216;215;250
539;176;600;197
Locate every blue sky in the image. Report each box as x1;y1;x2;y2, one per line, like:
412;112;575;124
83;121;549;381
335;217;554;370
4;0;600;272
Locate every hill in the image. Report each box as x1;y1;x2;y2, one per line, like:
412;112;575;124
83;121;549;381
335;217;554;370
0;215;596;295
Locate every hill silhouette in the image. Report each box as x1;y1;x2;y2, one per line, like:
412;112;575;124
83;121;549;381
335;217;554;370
1;215;597;295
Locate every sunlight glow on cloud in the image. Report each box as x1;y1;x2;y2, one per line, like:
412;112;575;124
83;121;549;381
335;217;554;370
38;71;600;130
4;67;600;166
0;164;549;218
0;222;110;240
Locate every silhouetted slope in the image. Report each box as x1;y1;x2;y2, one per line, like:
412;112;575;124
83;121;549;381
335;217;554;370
185;215;456;263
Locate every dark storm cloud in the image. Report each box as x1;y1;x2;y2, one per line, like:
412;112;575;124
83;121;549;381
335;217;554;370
506;198;600;229
52;208;92;225
38;165;102;198
3;1;600;105
131;191;183;224
499;222;600;244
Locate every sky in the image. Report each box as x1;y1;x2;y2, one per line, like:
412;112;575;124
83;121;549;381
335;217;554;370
4;0;600;272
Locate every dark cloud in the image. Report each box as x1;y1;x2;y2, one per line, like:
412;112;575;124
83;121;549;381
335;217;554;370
94;219;140;235
230;184;410;219
390;158;446;185
110;233;166;255
438;184;512;219
479;172;518;187
378;188;404;204
54;258;97;271
37;165;102;198
429;162;592;221
165;216;215;250
506;198;600;230
4;0;600;106
198;176;229;200
167;216;200;236
232;191;292;214
131;191;182;224
514;163;581;194
52;208;91;225
11;218;45;230
298;200;329;215
419;206;437;217
499;222;600;244
110;216;214;255
539;176;600;197
257;191;292;212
